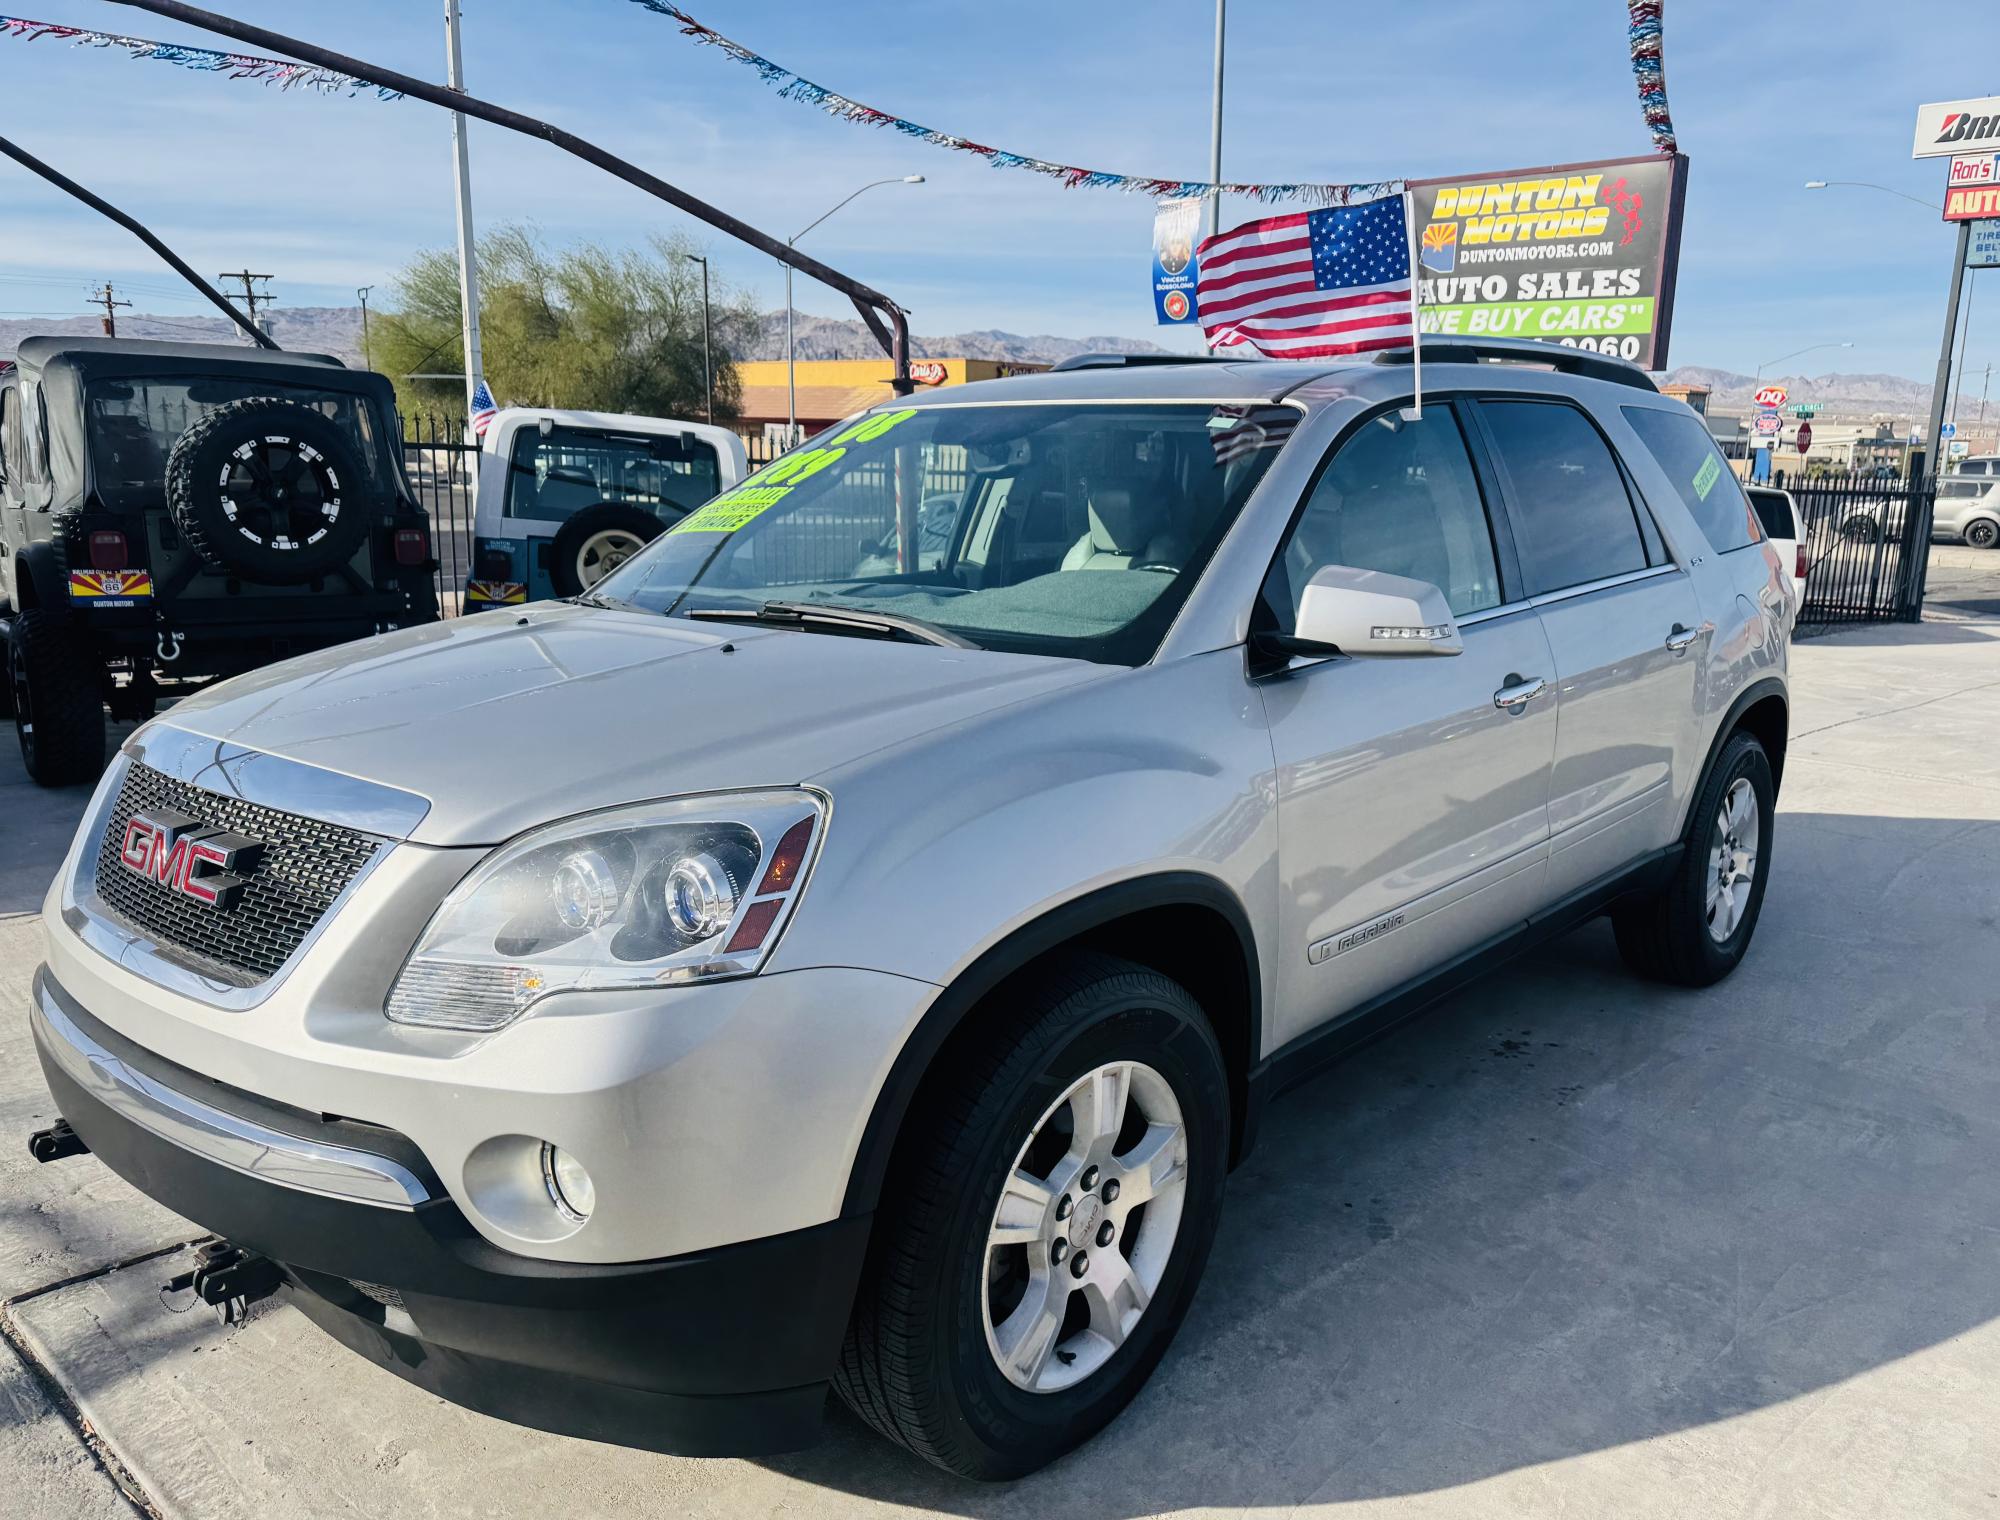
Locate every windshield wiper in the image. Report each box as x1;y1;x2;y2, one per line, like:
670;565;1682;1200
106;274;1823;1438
684;600;971;648
571;590;646;614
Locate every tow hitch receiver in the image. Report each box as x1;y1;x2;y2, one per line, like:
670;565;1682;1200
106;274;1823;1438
28;1118;89;1163
163;1241;284;1325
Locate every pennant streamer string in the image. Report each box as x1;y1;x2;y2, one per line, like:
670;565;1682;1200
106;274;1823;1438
0;14;403;97
1627;1;1676;153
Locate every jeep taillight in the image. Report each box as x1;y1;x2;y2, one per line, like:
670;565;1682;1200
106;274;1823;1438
88;530;129;570
394;528;429;567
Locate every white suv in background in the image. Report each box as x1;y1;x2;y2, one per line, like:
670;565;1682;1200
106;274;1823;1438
32;340;1791;1479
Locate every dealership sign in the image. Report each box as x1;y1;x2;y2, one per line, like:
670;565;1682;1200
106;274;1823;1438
1408;153;1689;368
1914;97;2000;159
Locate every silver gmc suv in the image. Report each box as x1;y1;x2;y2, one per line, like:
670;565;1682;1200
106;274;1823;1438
30;339;1791;1479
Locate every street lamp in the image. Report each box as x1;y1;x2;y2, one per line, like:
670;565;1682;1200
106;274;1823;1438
1803;179;1943;212
786;174;924;442
356;285;373;361
681;252;712;425
1755;340;1853;380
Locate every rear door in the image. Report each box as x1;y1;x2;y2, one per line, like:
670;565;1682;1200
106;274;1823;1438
1259;401;1558;1046
1469;396;1706;902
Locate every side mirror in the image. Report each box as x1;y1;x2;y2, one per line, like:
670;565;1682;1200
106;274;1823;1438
1287;564;1463;657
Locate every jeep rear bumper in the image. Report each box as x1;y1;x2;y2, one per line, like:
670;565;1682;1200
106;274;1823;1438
31;968;869;1456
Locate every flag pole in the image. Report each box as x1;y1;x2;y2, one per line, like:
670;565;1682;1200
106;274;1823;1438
1403;189;1422;420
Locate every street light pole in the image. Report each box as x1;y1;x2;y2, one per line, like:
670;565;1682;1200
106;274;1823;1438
1802;178;1942;212
1755;340;1853;380
356;284;373;361
683;253;712;424
444;0;484;426
785;174;924;444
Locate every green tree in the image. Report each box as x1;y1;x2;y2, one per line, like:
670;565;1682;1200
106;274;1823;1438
368;224;755;422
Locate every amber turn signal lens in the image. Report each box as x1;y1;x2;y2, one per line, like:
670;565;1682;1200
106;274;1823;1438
757;817;816;895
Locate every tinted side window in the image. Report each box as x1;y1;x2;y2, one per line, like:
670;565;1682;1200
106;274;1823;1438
1745;488;1793;541
1622;404;1758;554
1480;400;1646;596
1270;406;1501;621
0;388;15;480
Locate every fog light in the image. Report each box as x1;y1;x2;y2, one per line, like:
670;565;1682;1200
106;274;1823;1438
540;1143;595;1223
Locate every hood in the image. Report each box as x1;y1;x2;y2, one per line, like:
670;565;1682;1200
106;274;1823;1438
158;603;1110;845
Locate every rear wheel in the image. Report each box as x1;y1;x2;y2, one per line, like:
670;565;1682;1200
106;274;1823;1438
1965;518;1999;550
1613;731;1774;987
7;610;106;786
835;953;1229;1479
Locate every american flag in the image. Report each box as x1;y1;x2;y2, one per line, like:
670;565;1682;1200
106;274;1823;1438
1197;195;1416;360
470;378;499;437
1208;405;1301;466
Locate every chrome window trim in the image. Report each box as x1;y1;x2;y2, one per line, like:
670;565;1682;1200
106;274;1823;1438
122;723;431;839
1455;598;1536;629
62;751;398;1011
1527;563;1681;611
33;978;429;1210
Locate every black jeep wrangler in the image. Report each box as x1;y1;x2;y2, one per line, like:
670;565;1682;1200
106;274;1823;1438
0;337;439;786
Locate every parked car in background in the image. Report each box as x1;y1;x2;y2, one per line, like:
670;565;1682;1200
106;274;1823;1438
1746;485;1806;620
0;337;438;786
1932;475;2000;549
1951;454;1999;479
463;408;747;607
30;340;1791;1479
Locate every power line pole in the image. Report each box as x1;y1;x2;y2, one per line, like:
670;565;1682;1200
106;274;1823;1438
88;281;131;337
444;0;485;425
218;270;274;340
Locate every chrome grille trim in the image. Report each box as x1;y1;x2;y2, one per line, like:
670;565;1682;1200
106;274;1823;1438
121;724;431;840
63;746;400;1010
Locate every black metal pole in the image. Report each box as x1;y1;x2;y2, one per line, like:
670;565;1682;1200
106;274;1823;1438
0;133;276;349
700;260;713;426
106;0;911;392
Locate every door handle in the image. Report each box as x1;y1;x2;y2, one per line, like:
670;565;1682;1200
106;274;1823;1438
1664;622;1707;654
1493;674;1547;712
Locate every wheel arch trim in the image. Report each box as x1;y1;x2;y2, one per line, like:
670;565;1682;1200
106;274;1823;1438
1680;676;1788;838
838;871;1263;1219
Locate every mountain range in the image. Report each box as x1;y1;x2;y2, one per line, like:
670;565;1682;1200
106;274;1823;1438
0;305;1941;418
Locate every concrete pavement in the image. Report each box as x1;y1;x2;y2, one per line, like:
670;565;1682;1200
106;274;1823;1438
5;612;2000;1517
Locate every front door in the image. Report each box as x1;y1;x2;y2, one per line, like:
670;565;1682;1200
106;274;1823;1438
1258;402;1559;1048
1471;397;1705;899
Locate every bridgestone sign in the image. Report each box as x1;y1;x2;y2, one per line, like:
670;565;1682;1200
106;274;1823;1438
1408;153;1689;369
1913;97;2000;160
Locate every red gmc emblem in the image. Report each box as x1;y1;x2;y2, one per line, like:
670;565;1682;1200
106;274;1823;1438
118;809;263;910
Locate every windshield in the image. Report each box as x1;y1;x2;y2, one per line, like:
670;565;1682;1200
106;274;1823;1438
592;401;1292;665
86;376;387;510
505;423;722;522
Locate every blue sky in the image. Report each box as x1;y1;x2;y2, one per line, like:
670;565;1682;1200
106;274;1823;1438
0;0;1990;382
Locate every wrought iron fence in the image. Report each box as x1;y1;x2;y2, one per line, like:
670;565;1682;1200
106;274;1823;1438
400;415;478;612
1772;469;1935;631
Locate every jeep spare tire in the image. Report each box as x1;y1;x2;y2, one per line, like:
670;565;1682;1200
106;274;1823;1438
548;502;672;597
167;397;378;584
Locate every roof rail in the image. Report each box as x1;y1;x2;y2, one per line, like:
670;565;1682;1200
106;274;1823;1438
1375;337;1659;393
1048;352;1240;373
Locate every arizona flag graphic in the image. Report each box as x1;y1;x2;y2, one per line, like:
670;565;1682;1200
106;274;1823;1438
1420;221;1458;274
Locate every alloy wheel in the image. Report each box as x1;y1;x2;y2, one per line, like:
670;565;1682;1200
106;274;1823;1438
1706;776;1760;942
576;529;645;588
982;1060;1188;1394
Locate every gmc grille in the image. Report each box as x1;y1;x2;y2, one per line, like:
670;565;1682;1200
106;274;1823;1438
91;761;384;985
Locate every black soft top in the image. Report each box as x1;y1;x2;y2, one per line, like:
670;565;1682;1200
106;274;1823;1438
12;337;399;514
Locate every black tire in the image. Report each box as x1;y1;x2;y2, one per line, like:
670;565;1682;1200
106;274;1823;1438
835;952;1229;1480
1840;513;1882;544
1613;731;1774;987
7;609;106;786
547;503;669;598
166;397;378;584
1965;519;2000;550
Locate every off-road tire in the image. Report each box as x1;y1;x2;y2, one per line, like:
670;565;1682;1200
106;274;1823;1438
8;609;106;786
167;397;378;585
547;503;670;598
1613;731;1774;987
834;952;1229;1480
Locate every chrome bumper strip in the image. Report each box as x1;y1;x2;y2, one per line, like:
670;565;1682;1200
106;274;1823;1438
32;980;430;1211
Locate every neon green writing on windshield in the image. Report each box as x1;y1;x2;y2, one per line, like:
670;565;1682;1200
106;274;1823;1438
1692;453;1721;501
762;446;846;485
827;407;917;447
670;485;793;535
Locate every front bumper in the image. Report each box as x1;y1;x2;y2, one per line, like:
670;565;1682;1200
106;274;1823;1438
32;968;867;1455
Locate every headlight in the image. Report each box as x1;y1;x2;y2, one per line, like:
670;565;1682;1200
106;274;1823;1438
384;789;826;1032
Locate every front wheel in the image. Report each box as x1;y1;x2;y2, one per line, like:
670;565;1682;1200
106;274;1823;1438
835;954;1229;1479
1613;731;1774;986
1965;518;1999;551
